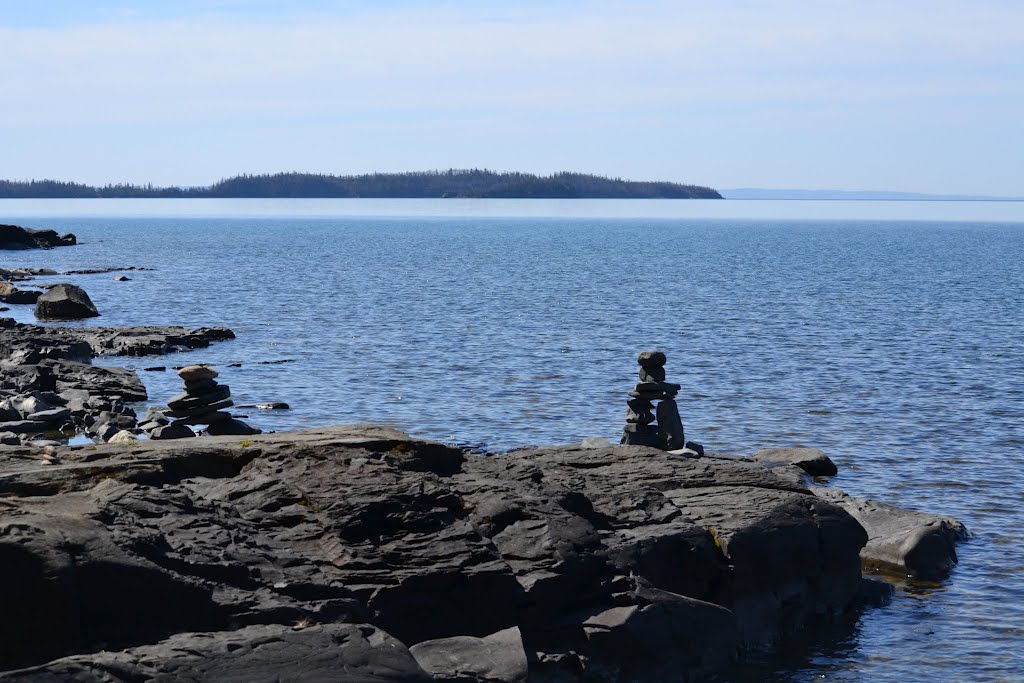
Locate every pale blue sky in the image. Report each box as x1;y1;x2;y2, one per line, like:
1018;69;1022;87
1;1;1021;194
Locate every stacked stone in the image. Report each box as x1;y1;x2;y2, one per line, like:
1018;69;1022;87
621;350;685;450
146;365;260;440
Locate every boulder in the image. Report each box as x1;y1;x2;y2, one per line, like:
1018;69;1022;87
1;289;42;305
44;359;147;402
34;284;100;320
0;420;49;434
150;422;196;440
754;447;838;477
0;282;44;305
140;407;169;424
92;422;120;442
0;224;77;250
106;430;139;444
0;401;18;421
0;432;20;445
579;588;738;682
93;410;137;433
26;407;71;425
813;488;968;580
205;418;261;436
9;393;56;416
410;626;529;683
656;398;685;450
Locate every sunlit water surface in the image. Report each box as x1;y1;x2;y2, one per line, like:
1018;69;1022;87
3;199;1023;681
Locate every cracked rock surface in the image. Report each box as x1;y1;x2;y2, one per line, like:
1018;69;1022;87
0;425;870;681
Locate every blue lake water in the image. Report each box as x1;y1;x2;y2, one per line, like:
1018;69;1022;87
3;199;1023;681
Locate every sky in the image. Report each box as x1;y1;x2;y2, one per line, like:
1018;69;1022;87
0;0;1022;195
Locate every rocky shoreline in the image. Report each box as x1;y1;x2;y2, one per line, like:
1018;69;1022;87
1;319;237;445
0;426;967;682
1;222;968;681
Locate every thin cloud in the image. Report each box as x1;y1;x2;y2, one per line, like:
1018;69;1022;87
0;1;1021;192
2;1;1021;126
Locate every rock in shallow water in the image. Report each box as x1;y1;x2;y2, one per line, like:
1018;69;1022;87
150;422;196;440
813;487;969;580
34;284;99;320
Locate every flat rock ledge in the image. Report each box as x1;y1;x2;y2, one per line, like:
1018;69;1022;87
0;425;873;682
0;319;235;363
0;223;76;250
813;487;969;580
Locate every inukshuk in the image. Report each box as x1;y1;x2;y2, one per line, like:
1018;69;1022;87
621;350;685;450
145;365;260;439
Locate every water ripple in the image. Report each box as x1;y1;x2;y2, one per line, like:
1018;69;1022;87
7;214;1024;682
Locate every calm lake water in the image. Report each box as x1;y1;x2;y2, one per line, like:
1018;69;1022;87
3;199;1023;681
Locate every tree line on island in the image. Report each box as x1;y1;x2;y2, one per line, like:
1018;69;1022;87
0;170;721;199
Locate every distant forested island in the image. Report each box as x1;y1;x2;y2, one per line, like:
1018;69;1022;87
0;170;721;199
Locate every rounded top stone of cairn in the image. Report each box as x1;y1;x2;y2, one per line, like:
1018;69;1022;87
636;350;667;368
177;365;219;382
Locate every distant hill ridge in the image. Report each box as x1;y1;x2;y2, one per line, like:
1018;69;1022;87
0;170;721;199
720;188;1023;201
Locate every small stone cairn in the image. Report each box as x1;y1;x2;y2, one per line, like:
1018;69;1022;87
621;351;699;453
143;365;260;439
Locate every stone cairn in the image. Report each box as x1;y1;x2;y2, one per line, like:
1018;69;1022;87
621;350;694;452
142;365;260;440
